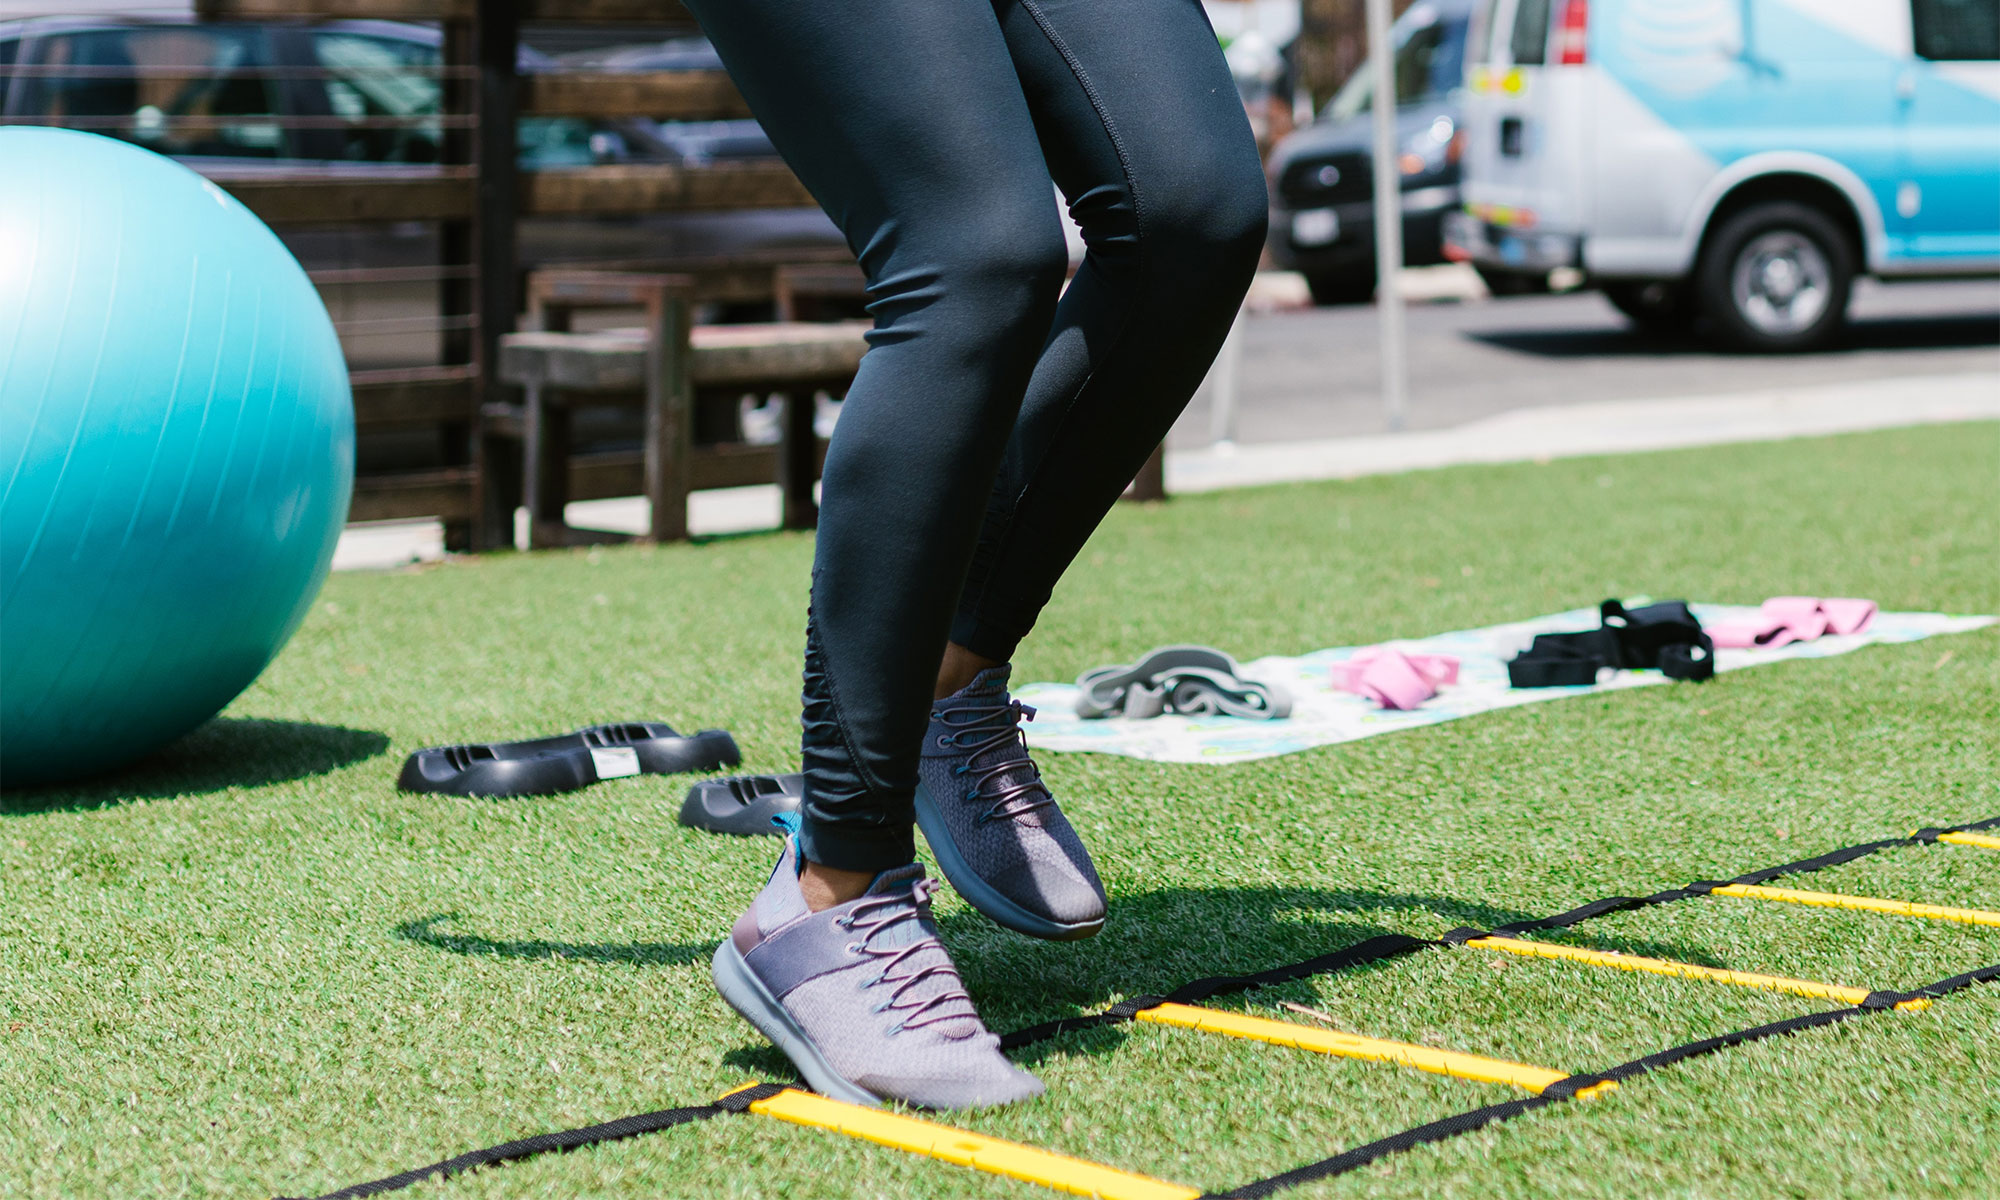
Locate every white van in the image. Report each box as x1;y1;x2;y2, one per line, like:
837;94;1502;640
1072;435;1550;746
1444;0;2000;350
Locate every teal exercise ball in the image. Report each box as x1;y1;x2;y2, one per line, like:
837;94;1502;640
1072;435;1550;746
0;129;353;787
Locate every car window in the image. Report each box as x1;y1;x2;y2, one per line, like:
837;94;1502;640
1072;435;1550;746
1509;0;1550;65
307;29;610;166
518;116;606;167
20;26;283;157
1326;6;1468;120
1912;0;1999;60
1465;0;1498;66
309;30;444;163
1401;12;1468;101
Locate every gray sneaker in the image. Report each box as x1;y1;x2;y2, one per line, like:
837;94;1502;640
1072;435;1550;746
711;833;1044;1110
914;666;1107;941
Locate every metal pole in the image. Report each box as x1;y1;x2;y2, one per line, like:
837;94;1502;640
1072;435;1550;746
1208;302;1245;450
1365;0;1408;432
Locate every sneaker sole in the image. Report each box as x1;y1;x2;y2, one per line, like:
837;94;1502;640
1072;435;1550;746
710;939;884;1108
913;782;1105;942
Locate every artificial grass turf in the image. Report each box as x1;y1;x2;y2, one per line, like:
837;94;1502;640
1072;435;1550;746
2;421;1996;1200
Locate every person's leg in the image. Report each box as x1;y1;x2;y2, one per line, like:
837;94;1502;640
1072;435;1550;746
685;0;1068;1111
948;0;1270;665
682;0;1069;888
906;0;1264;937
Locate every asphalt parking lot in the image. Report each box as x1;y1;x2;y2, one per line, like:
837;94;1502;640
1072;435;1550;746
1171;274;2000;448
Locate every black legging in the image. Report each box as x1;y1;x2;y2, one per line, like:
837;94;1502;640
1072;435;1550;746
683;0;1268;872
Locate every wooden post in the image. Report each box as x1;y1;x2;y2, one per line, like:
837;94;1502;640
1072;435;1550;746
1128;442;1167;502
468;0;523;549
439;16;477;550
646;291;694;542
517;383;551;548
778;387;821;530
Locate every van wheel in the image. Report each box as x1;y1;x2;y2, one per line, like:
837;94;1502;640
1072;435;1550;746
1305;269;1376;306
1602;280;1694;334
1695;201;1852;352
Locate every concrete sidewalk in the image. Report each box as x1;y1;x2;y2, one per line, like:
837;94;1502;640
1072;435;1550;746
1170;368;1999;493
332;368;1999;571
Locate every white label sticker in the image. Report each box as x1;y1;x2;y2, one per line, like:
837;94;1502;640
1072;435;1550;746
589;746;641;779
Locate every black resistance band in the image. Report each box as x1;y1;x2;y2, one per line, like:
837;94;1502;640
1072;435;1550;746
1508;599;1716;688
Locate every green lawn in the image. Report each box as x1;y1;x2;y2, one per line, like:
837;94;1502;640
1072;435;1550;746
4;422;1997;1200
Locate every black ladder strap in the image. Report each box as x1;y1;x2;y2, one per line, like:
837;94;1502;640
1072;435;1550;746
272;1085;786;1200
1202;963;2000;1198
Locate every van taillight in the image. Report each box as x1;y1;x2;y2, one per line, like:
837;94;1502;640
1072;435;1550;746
1557;0;1588;65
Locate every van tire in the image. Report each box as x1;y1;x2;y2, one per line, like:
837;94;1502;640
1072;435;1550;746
1695;201;1852;352
1305;269;1377;306
1602;280;1695;334
1475;265;1551;296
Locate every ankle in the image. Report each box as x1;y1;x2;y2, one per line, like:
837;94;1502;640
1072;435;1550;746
935;642;1003;700
799;860;876;912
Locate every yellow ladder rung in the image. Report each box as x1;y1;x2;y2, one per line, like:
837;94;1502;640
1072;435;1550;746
1464;936;1930;1011
1711;883;2000;928
726;1084;1202;1200
1939;831;2000;850
1133;1002;1614;1098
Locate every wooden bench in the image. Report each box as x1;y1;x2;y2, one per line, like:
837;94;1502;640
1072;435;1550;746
493;270;868;547
189;0;1161;546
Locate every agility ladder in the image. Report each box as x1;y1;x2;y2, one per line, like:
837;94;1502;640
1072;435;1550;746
278;816;2000;1200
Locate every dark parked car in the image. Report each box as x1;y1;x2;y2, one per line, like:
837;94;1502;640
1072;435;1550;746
0;15;689;166
0;12;843;473
0;13;844;371
558;35;780;166
1266;0;1478;305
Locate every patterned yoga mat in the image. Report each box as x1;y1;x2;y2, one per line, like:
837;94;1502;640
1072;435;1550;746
1015;604;1995;764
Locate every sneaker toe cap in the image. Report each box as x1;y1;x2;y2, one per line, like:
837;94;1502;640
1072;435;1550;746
998;821;1107;925
865;1060;1045;1110
1002;861;1106;925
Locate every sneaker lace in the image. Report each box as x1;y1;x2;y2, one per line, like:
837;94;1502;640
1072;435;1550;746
935;699;1054;824
843;878;983;1036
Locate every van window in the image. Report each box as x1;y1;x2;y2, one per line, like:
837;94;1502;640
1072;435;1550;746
18;27;282;157
1912;0;1999;60
1510;0;1551;65
1508;0;1552;65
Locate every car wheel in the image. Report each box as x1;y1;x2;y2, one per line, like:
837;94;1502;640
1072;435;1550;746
1475;265;1551;296
1305;269;1377;306
1695;201;1852;352
1602;280;1694;333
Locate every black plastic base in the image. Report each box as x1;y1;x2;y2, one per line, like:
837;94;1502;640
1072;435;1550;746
398;723;741;797
680;773;804;836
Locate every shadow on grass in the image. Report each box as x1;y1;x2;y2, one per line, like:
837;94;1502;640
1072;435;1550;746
690;525;810;548
396;883;1733;1080
1464;311;1999;360
396;913;714;968
721;1043;799;1080
1;717;391;814
944;885;1738;1068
